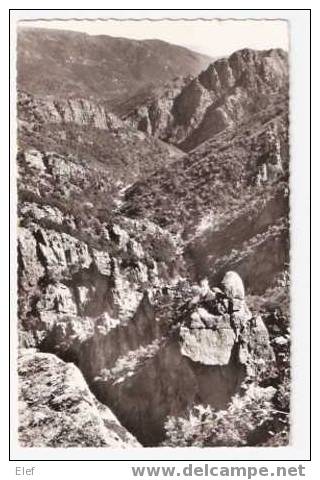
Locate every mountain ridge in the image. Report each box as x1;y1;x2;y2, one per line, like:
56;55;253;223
123;47;288;151
17;27;212;105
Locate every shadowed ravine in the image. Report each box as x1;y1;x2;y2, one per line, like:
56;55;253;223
38;288;268;446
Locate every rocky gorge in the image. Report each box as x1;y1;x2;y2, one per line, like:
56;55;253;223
15;27;290;449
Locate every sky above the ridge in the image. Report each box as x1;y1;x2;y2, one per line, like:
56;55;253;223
18;18;289;58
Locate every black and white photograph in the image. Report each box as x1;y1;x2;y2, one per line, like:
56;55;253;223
9;10;310;461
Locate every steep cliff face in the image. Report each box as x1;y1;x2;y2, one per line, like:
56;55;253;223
18;201;182;347
18;91;123;130
124;48;288;151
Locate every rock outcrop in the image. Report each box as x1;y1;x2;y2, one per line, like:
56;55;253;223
18;350;140;447
178;276;274;374
124;48;288;151
18;91;123;130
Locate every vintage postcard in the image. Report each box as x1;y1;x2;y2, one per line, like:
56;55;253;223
9;10;310;462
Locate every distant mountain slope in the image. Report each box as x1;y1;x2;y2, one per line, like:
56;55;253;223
124;48;288;151
17;27;212;105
